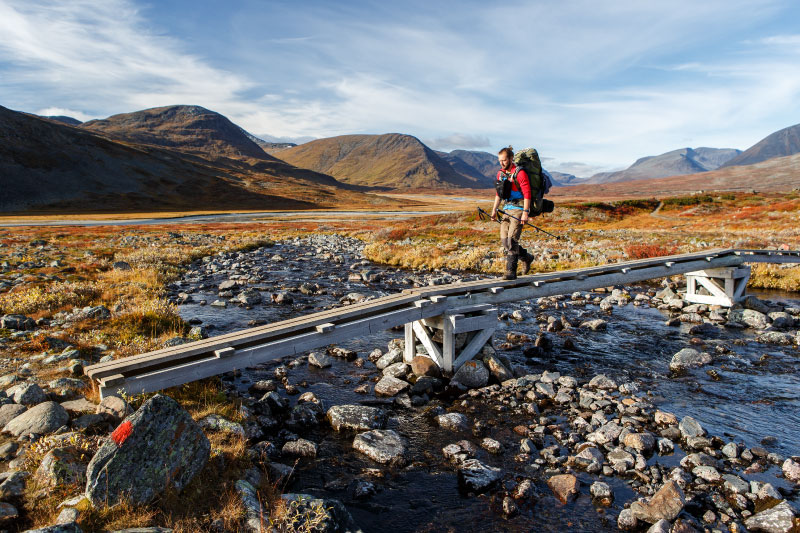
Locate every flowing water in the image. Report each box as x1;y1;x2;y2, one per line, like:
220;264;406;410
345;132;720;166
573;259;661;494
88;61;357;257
174;238;800;532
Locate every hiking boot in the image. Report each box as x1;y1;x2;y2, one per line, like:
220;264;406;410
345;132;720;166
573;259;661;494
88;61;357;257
503;255;518;280
520;252;534;275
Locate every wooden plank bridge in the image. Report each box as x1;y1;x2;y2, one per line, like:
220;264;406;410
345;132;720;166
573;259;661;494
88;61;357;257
86;248;800;398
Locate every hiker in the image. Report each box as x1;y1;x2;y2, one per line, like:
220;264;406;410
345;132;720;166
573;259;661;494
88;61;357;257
490;146;535;280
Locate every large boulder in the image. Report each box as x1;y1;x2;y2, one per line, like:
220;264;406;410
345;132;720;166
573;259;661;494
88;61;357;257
8;382;47;406
327;405;386;431
0;403;27;427
4;401;68;437
729;308;770;329
85;394;210;506
744;501;796;533
451;360;489;389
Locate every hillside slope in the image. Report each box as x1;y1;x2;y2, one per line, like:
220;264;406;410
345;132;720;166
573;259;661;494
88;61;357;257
81;105;278;162
0;106;386;213
276;134;486;189
721;123;800;168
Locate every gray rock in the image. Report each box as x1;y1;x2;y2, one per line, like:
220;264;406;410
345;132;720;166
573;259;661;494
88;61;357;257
590;481;613;502
198;414;245;437
623;432;656;453
373;376;409;397
0;501;18;521
744;501;796;533
722;442;739;459
693;465;721;482
481;438;502;454
353;429;406;466
618;508;638;530
8;382;47;405
1;314;36;330
669;348;712;371
729;308;770;329
60;398;97;415
4;401;68;437
35;446;88;488
85;394;210;506
608;448;635;472
451;360;489;389
458;458;502;493
757;331;794;345
646;519;671;533
48;378;86;391
437;413;469;431
743;295;771;314
0;471;29;498
722;474;749;495
0;403;27;427
327;405;386;431
96;396;132;420
375;349;402;370
581;319;608;331
768;311;795;329
679;416;706;439
282;438;317;457
308;351;333;368
235;479;266;533
782;457;800;482
21;524;83;533
382;362;409;379
588;374;617;390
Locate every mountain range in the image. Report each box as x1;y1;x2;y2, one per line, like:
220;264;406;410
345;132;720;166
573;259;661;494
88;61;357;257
584;147;742;184
0;105;384;213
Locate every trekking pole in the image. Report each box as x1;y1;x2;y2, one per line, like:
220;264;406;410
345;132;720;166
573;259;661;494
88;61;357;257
478;207;567;241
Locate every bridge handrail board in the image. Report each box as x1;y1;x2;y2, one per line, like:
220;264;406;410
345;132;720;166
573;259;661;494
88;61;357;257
85;248;800;393
85;293;423;380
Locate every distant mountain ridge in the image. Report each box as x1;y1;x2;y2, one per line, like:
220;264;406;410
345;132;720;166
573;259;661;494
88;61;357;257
585;147;741;184
42;115;82;126
276;133;492;189
81;105;279;162
720;123;800;168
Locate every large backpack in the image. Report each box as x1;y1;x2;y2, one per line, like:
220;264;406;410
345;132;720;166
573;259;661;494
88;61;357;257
513;148;554;215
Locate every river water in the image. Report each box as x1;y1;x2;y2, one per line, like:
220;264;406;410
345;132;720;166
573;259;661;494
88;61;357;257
173;237;799;532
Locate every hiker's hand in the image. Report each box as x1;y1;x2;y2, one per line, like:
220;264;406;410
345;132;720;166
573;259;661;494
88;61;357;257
521;212;529;224
490;209;497;221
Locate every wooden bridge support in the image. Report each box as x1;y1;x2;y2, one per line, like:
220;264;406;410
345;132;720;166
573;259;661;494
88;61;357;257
403;304;497;375
685;266;751;307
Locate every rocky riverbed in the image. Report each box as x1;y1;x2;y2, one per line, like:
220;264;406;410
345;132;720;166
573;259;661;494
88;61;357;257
1;234;799;532
167;235;800;532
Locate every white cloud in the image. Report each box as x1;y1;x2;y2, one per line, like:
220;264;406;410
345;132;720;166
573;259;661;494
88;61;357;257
425;134;491;151
35;107;92;122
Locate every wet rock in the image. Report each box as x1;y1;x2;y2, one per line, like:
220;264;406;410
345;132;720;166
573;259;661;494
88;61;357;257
353;429;406;466
618;508;638;530
654;410;678;425
481;438;502;454
679;416;706;439
608;448;635;472
85;394;210;506
757;332;794;345
783;458;800;483
722;474;749;495
451;360;489;389
657;438;674;455
308;351;333;368
581;319;607;331
437;413;469;431
4;401;69;437
623;432;656;454
0;403;27;427
646;519;672;533
589;421;622;445
669;348;712;371
590;481;613;505
458;459;502;493
374;376;410;397
630;480;685;523
502;495;518;517
744;501;796;533
743;295;771;314
768;312;795;329
483;354;513;383
588;374;617;390
722;442;740;459
327;405;387;431
410;356;441;378
693;465;721;482
513;478;536;500
8;382;47;406
282;438;317;457
547;474;579;503
35;446;88;488
729;308;770;329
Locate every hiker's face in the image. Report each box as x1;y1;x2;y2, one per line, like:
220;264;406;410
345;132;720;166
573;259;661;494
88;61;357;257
498;154;511;170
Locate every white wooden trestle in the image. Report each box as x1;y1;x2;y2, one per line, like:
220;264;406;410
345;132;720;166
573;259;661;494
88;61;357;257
403;304;497;375
684;266;751;307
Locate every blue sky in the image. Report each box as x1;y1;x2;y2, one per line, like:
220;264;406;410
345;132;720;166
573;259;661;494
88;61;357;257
1;0;799;177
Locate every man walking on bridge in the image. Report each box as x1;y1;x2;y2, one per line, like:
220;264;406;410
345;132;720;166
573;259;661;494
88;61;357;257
491;146;535;280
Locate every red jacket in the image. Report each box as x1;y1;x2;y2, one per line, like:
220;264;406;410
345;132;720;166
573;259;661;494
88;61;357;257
496;165;532;200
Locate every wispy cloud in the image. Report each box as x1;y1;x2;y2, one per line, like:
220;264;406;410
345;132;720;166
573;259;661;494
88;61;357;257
1;0;798;177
